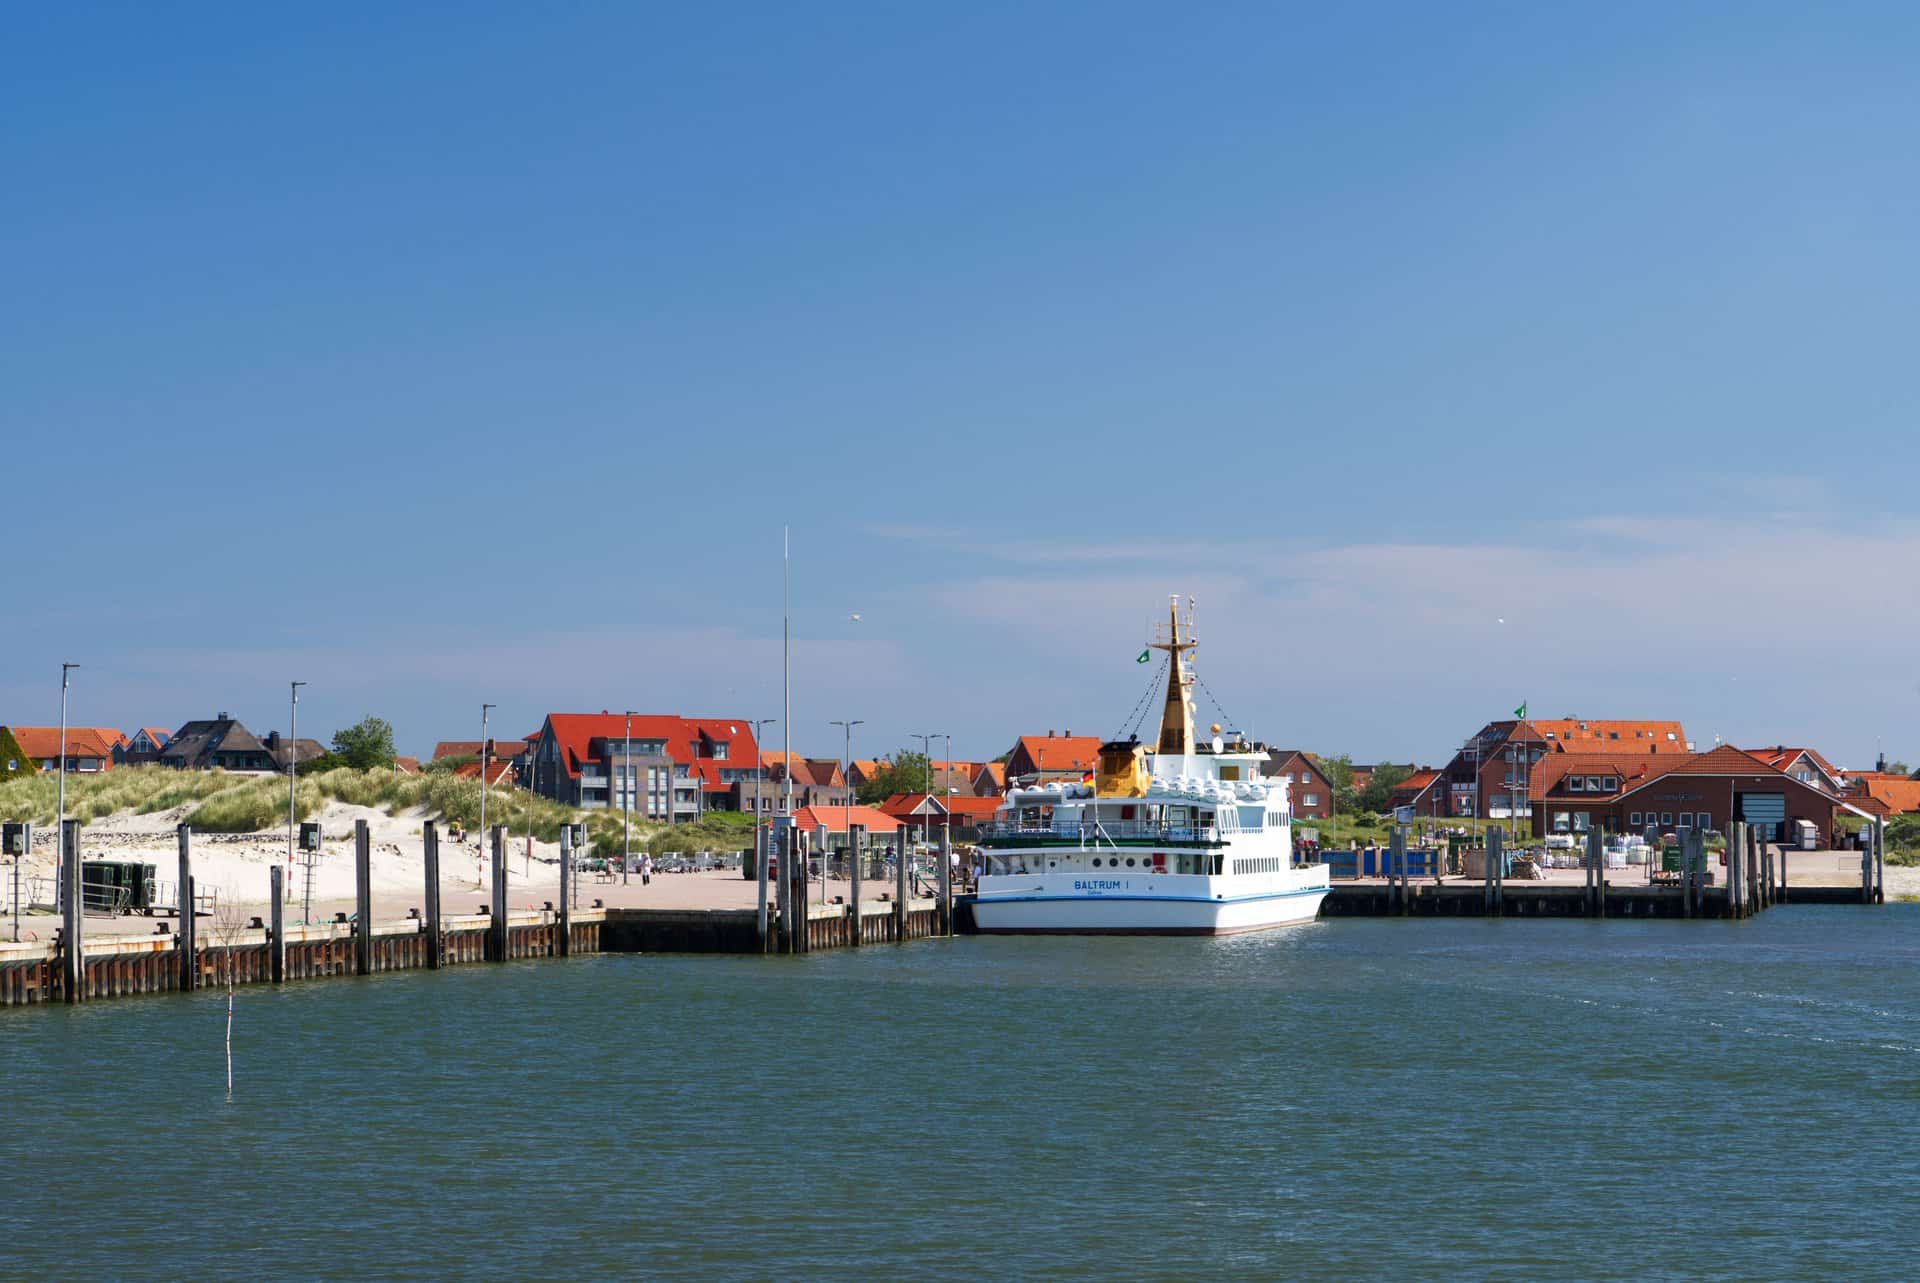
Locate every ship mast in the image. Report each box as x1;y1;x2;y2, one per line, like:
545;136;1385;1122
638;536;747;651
1147;595;1197;760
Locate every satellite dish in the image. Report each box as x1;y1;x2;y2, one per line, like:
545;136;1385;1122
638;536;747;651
1212;734;1224;754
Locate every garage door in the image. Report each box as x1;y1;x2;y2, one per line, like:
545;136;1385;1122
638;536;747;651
1737;793;1786;840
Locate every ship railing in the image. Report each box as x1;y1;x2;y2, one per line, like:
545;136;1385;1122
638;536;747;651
975;821;1221;843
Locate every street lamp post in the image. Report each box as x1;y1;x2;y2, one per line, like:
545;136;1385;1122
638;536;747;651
479;704;494;888
56;662;77;912
831;720;863;898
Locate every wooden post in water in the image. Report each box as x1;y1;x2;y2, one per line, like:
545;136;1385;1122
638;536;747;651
269;864;286;983
176;824;195;992
422;822;442;969
489;825;508;961
1723;822;1740;920
756;825;770;954
783;826;804;954
1388;826;1405;915
939;821;953;936
773;823;790;953
354;819;373;974
61;820;83;1002
1484;828;1500;917
849;827;863;947
1747;827;1761;915
1861;820;1875;905
1586;827;1604;918
1873;817;1886;905
1677;829;1694;919
558;827;572;957
895;830;909;941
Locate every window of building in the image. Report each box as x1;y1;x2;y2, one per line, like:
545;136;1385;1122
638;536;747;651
1608;731;1619;740
1302;793;1318;807
1666;732;1677;741
1630;812;1642;826
1677;812;1692;828
1585;776;1602;791
1298;770;1310;784
1569;777;1586;792
1660;812;1672;825
1603;777;1617;791
711;742;729;760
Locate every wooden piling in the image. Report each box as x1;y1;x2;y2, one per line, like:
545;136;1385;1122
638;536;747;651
1873;817;1886;905
1483;828;1498;916
756;825;770;954
895;830;909;941
1723;822;1740;919
849;833;862;947
176;824;195;992
773;824;790;952
558;827;572;957
786;826;807;954
60;821;83;1003
1586;827;1604;918
354;819;373;975
423;822;442;969
939;822;953;936
489;826;508;961
269;864;285;983
1678;829;1694;918
1389;826;1406;916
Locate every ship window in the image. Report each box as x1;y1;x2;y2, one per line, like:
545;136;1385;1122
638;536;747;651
1125;857;1136;867
1091;857;1102;867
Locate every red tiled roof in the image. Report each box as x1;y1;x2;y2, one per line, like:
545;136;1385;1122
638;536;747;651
1609;745;1837;807
7;727;124;760
1743;746;1841;779
539;713;760;781
138;727;171;746
792;804;901;834
1013;735;1102;773
1851;777;1920;816
1527;756;1656;801
762;753;844;789
974;762;1006;790
1528;719;1688;753
395;756;422;775
1390;768;1442;798
878;793;1003;821
454;759;515;786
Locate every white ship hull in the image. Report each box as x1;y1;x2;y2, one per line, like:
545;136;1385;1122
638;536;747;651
970;872;1328;936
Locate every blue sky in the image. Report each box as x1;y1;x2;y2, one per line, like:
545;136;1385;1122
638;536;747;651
5;2;1917;767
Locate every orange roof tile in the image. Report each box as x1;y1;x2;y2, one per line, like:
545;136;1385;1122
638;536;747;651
791;804;901;834
7;727;124;760
1528;719;1688;753
1014;735;1102;773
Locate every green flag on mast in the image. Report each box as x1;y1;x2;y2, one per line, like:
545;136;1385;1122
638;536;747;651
1136;649;1151;664
1514;701;1527;719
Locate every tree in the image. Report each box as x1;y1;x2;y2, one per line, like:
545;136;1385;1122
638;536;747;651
331;716;397;770
1317;754;1355;815
1887;760;1911;776
1357;764;1413;814
0;726;39;779
856;751;933;805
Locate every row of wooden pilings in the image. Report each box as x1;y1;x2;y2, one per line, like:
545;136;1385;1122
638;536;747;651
0;820;602;1006
1359;817;1887;918
757;821;954;954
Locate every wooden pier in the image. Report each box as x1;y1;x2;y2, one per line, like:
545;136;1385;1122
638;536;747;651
603;898;944;953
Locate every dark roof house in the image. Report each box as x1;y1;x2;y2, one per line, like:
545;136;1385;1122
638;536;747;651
159;714;278;772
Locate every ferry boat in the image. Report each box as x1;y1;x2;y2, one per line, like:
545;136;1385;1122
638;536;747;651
969;598;1330;935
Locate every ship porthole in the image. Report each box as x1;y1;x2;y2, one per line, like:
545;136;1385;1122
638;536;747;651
1091;857;1102;867
1125;858;1136;867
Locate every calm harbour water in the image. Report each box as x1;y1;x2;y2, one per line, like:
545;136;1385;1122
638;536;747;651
5;906;1917;1281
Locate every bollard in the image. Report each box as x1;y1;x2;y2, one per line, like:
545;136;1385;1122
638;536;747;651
1586;827;1604;918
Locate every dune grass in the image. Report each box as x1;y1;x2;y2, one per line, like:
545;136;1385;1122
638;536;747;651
0;763;757;852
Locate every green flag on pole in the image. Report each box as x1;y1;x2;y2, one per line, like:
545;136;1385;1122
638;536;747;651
1514;701;1527;719
1136;649;1151;664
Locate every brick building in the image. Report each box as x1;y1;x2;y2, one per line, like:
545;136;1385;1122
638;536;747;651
1260;749;1335;819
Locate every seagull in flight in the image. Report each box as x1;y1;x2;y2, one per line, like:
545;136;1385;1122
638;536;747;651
849;613;862;622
